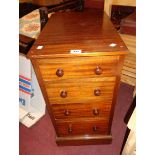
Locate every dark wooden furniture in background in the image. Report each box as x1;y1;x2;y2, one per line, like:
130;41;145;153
39;7;49;30
19;7;48;54
33;0;63;6
47;0;84;12
19;0;84;18
19;34;35;55
84;0;104;9
111;5;136;30
120;11;136;36
19;2;39;18
19;1;84;54
27;8;128;145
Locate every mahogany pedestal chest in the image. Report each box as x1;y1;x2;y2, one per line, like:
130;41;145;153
27;9;128;145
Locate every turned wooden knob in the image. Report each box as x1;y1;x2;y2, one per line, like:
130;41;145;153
93;126;98;132
68;125;72;133
93;109;99;115
94;89;101;96
60;90;67;98
56;68;64;77
64;110;69;116
94;66;103;75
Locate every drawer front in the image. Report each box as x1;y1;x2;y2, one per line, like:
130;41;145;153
45;77;116;104
56;119;109;136
37;56;119;81
51;103;112;119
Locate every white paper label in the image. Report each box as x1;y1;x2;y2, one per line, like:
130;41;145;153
70;50;82;54
36;45;44;49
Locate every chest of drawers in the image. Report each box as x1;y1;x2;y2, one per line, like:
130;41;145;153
27;9;128;145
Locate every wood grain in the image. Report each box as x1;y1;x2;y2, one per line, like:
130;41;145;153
27;8;128;58
56;135;112;145
55;118;109;136
27;8;128;145
45;77;116;104
51;102;112;119
37;56;119;81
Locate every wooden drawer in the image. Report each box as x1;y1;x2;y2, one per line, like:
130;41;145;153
37;56;119;81
51;103;112;119
56;118;109;136
45;77;116;104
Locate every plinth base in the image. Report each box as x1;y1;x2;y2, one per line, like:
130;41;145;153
56;135;112;146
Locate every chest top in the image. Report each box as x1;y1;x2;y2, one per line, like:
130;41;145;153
28;9;128;58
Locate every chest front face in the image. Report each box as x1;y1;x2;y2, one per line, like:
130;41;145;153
28;9;128;145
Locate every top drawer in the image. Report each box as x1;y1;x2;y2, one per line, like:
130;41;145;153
37;56;119;81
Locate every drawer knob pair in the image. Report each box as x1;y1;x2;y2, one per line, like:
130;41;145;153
95;66;103;75
56;68;64;77
64;109;99;116
56;66;102;76
61;89;100;98
68;125;98;133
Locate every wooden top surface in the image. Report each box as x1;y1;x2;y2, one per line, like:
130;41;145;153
28;9;128;58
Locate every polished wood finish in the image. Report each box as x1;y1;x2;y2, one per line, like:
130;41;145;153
33;0;63;6
50;102;111;119
56;135;112;145
29;9;127;57
37;56;119;81
27;9;128;145
55;118;109;136
44;77;116;104
84;0;104;9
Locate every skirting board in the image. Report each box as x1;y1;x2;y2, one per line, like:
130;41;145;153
56;135;112;146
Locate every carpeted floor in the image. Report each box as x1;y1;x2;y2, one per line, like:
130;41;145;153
19;82;134;155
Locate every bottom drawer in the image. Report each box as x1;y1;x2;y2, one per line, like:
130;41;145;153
56;119;109;136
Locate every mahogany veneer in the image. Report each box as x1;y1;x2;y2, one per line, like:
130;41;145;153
27;9;128;145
